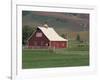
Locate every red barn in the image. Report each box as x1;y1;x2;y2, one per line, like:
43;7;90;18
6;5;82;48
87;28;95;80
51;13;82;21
27;25;68;48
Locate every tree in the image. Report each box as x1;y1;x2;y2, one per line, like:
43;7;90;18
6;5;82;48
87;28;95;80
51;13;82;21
22;25;35;45
76;34;80;42
61;34;66;39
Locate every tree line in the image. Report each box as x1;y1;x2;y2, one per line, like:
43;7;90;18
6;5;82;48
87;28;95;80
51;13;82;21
22;25;36;45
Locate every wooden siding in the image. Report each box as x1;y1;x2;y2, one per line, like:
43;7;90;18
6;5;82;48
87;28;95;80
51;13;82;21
28;28;49;48
51;41;67;48
28;28;67;48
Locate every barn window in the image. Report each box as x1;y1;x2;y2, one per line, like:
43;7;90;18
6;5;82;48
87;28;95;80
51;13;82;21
36;32;42;37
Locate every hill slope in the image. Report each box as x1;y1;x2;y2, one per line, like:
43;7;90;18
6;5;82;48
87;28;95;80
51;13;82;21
22;11;89;32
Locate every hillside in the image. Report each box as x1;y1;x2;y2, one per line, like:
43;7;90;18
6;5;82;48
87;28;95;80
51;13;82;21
22;11;89;32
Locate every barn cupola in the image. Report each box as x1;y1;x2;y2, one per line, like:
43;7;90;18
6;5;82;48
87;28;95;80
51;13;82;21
43;24;49;28
43;22;49;28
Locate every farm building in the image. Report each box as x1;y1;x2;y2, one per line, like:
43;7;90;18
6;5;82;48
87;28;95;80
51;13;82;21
27;24;68;48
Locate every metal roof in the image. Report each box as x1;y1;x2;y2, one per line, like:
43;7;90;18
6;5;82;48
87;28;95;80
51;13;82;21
38;26;68;41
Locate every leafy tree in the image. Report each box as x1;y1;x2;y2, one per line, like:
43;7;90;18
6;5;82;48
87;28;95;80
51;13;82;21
22;25;35;45
61;34;66;38
76;34;80;42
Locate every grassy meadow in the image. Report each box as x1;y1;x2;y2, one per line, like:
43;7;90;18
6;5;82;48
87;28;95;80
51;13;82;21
22;40;89;69
22;11;89;69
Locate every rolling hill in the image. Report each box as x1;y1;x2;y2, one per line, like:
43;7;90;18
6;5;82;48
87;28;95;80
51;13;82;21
22;11;89;32
22;11;89;41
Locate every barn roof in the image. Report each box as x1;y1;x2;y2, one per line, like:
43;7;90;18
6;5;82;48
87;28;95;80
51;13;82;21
38;26;68;41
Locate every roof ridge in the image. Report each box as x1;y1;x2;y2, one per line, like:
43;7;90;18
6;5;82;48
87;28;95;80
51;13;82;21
38;27;68;41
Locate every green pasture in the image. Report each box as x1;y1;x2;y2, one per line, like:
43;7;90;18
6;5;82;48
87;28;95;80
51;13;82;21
22;42;89;69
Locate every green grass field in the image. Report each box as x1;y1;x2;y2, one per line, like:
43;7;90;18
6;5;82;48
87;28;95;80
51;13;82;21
22;44;89;69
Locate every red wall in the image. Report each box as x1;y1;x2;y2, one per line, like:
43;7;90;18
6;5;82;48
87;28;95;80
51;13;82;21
50;41;67;48
28;28;49;48
28;28;68;48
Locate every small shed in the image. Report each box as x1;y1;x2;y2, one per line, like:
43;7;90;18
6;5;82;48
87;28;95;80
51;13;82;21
27;25;68;48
